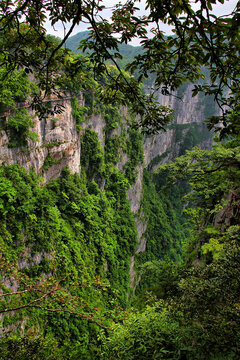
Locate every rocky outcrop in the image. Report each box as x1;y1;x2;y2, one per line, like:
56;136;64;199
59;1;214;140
0;96;82;183
144;83;218;168
0;85;215;182
81;113;105;147
143;130;175;168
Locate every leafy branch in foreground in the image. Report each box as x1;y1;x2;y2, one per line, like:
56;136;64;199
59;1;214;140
1;1;239;133
0;246;115;331
126;0;240;137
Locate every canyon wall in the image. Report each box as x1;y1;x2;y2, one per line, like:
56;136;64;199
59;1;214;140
0;85;215;182
0;85;216;289
0;96;82;183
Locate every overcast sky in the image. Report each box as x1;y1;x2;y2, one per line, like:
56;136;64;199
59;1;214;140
46;0;239;46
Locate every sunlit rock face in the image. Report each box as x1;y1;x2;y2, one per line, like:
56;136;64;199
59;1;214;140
0;97;82;183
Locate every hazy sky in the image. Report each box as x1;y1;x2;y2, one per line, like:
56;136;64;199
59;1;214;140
46;0;239;46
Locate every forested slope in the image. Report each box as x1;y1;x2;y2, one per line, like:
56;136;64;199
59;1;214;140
0;0;239;358
0;48;199;358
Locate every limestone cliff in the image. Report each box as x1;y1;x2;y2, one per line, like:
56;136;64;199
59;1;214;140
144;83;217;171
0;96;82;183
127;84;216;288
128;84;216;260
0;84;215;185
0;86;216;290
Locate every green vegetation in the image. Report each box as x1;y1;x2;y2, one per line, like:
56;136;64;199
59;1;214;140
133;168;191;304
139;170;189;262
124;129;144;184
0;163;136;357
81;127;105;179
42;154;61;170
1;1;240;359
0;63;39;147
102;137;240;360
71;96;88;133
0;77;147;356
7;109;38;148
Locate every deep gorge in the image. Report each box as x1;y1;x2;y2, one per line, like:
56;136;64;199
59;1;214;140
0;73;214;348
0;6;239;357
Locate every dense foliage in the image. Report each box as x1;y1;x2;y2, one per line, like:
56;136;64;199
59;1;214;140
0;60;194;357
0;0;240;359
0;62;147;357
0;161;135;357
102;138;240;359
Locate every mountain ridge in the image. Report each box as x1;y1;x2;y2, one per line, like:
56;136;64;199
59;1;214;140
65;30;143;62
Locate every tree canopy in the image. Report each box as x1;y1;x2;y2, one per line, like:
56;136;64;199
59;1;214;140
0;0;239;134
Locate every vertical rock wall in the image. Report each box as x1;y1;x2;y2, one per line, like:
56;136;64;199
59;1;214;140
0;97;82;183
127;84;217;289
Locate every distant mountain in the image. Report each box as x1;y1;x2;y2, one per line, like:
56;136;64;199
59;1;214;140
65;31;90;54
65;31;143;64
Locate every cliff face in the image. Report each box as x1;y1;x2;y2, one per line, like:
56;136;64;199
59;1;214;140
0;96;82;183
128;83;215;247
127;85;216;288
144;83;217;170
0;84;215;183
157;83;217;124
0;86;215;290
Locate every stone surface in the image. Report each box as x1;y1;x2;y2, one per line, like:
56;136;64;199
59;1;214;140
81;113;106;147
0;97;81;183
